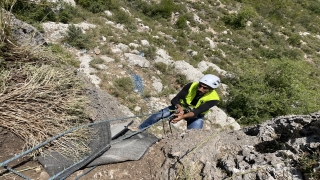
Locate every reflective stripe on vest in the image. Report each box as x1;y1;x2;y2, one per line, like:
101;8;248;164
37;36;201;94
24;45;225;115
180;82;220;114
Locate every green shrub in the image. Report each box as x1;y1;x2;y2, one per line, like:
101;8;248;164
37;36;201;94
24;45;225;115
64;24;92;49
288;34;301;46
157;86;176;97
75;0;119;13
57;3;77;23
189;53;203;67
114;77;133;92
154;0;176;19
175;74;188;86
10;0;56;23
260;48;281;59
10;0;76;24
282;48;304;60
49;44;80;67
89;58;104;69
224;58;320;125
175;15;188;29
135;0;176;19
203;67;220;76
298;151;320;179
222;6;256;29
198;24;207;31
154;62;168;73
308;3;320;14
112;10;133;25
176;37;189;50
138;46;156;60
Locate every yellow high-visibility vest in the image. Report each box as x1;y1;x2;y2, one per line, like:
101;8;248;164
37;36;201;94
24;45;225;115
180;82;220;114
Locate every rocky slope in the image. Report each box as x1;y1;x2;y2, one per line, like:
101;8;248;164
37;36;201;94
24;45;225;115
2;0;320;179
156;113;320;179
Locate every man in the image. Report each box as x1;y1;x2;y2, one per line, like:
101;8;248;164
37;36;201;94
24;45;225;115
138;74;220;130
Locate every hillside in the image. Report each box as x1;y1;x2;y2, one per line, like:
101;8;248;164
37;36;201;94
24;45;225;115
1;0;320;179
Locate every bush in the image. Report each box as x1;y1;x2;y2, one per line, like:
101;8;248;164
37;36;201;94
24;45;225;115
64;24;91;49
175;73;188;86
49;44;80;67
154;0;176;19
287;34;301;46
203;67;220;76
222;6;256;29
114;77;134;92
9;0;76;24
112;10;132;25
303;0;320;14
283;48;304;60
298;151;320;179
75;0;119;13
136;0;176;19
224;59;320;125
138;46;156;60
154;62;168;73
89;57;104;69
175;15;188;29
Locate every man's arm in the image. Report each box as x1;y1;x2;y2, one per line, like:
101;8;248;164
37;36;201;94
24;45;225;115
191;100;219;117
170;82;192;106
170;83;192;115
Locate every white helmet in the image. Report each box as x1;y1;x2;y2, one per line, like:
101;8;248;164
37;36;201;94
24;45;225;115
199;74;220;89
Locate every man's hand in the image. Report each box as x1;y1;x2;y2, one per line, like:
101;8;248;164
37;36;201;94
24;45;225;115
170;114;184;123
170;111;195;124
175;104;184;115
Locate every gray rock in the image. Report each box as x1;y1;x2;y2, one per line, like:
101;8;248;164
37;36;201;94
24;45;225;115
124;53;150;68
156;113;320;179
4;9;47;46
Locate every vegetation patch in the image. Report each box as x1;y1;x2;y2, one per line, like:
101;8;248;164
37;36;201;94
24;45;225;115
0;7;91;159
224;58;320;125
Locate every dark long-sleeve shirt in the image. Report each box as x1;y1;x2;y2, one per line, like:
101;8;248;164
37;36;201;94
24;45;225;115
170;82;219;117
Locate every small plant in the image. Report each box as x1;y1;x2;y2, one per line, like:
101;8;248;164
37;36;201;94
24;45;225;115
89;57;105;69
175;73;188;87
298;151;320;179
203;67;220;77
138;46;156;60
157;86;176;97
112;9;134;26
175;15;188;29
75;0;119;13
9;0;77;24
222;6;256;29
113;77;134;92
64;24;92;49
47;44;80;67
136;0;176;19
287;33;301;46
154;62;168;73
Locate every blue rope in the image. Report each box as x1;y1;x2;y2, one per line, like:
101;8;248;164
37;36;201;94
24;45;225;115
128;70;154;113
3;166;31;180
132;74;144;95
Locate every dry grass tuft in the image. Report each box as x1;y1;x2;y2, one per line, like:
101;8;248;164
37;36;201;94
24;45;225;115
1;5;92;161
0;64;92;158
